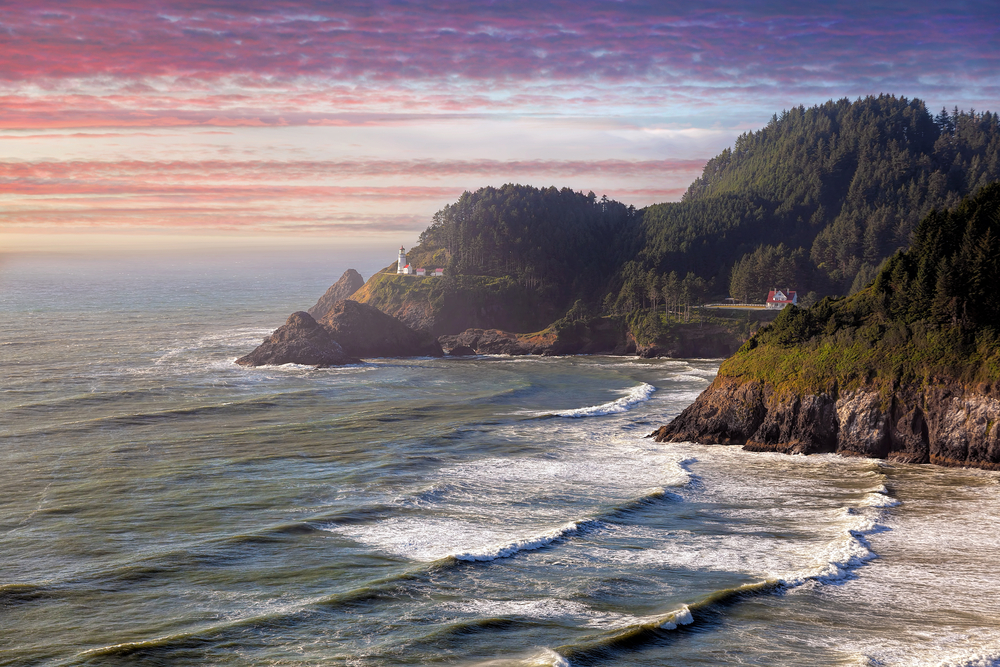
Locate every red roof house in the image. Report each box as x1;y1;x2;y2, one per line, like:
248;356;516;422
766;288;797;309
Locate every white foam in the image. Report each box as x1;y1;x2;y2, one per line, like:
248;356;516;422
329;517;590;563
447;598;634;628
453;520;588;561
665;374;711;383
466;648;570;667
555;383;656;418
936;654;1000;667
781;507;884;586
659;604;694;629
860;491;901;508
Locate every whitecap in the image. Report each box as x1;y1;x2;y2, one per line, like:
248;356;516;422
659;604;694;629
328;517;596;563
554;383;656;418
664;374;711;383
454;520;592;561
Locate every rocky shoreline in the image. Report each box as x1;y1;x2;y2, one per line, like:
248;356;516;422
650;375;1000;470
238;264;751;365
237;300;441;367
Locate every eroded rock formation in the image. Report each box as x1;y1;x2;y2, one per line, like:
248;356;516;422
236;311;355;367
307;269;365;320
318;300;443;358
651;376;1000;470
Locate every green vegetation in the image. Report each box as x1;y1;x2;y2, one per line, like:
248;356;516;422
724;184;1000;391
353;272;559;334
409;184;638;308
368;96;1000;340
612;95;1000;305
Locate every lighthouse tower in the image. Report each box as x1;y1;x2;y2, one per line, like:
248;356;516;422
396;246;407;274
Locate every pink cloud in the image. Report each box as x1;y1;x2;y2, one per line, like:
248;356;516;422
0;2;991;129
0;158;706;181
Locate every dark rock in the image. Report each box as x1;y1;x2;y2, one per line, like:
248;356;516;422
307;269;365;320
319;300;443;358
440;328;531;355
651;376;1000;470
447;345;476;356
745;392;839;454
650;377;768;446
236;311;355;367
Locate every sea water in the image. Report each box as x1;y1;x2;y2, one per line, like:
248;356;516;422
2;252;1000;666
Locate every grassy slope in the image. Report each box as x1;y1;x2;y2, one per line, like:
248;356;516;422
718;183;1000;394
721;293;1000;396
351;270;556;334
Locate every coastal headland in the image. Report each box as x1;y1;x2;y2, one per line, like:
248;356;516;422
238;96;1000;469
653;184;1000;469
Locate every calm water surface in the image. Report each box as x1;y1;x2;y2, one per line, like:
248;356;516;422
1;253;999;666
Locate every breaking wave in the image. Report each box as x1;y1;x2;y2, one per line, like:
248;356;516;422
554;383;656;418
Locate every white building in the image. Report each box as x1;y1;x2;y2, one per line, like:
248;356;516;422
395;246;443;276
766;288;798;309
396;246;414;275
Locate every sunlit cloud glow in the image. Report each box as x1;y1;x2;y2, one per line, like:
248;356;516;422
0;1;996;250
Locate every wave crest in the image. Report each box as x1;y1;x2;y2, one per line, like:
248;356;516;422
554;383;656;418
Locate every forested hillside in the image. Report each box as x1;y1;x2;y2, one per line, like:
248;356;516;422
652;185;1000;469
730;183;1000;388
404;184;639;313
388;95;1000;330
613;95;1000;309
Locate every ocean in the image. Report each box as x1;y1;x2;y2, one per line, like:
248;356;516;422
2;251;1000;667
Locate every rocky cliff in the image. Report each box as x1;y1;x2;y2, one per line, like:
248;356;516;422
651;185;1000;470
437;317;747;358
319;299;442;358
307;269;365;320
236;311;356;367
651;376;1000;469
351;272;555;336
237;300;442;367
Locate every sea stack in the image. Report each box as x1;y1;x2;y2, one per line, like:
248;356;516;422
236;311;355;367
307;269;365;320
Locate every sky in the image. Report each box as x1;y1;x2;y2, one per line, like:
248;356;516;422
1;1;998;254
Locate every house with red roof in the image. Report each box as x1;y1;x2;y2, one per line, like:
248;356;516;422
766;288;797;309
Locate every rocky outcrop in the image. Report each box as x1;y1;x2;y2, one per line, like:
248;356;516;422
307;269;365;320
438;329;535;355
651;376;1000;470
437;318;746;358
319;300;443;358
236;311;356;367
437;318;633;356
238;300;443;367
635;324;745;359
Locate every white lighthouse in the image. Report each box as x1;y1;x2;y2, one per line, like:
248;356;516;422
396;246;410;274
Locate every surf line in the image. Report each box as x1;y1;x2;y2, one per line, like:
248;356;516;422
552;482;899;663
528;383;657;419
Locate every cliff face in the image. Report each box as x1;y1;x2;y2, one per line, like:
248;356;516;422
307;269;365;320
236;311;356;367
652;376;1000;470
318;299;443;358
351;272;552;336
